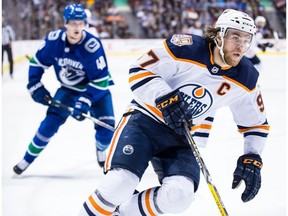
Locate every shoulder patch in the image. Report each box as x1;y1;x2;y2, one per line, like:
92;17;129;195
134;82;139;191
170;34;193;46
85;38;101;53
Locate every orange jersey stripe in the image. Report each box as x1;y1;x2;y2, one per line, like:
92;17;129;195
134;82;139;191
192;124;212;131
163;40;207;68
88;195;113;215
129;71;156;83
145;189;156;216
223;75;255;92
238;125;270;133
144;103;163;119
105;111;131;171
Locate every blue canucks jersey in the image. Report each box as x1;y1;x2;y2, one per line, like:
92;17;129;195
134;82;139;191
28;29;111;101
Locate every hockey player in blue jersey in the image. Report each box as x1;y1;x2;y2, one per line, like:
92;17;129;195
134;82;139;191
13;3;115;175
78;9;269;215
245;15;274;75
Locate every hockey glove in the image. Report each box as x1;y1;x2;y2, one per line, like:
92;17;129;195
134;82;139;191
232;154;263;202
27;82;51;106
155;89;193;135
71;96;92;121
257;42;274;52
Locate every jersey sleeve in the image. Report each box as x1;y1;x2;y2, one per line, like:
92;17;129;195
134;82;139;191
128;41;178;106
27;37;54;86
229;88;270;155
192;115;215;148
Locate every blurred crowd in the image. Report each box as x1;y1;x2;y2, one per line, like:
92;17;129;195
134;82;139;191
2;0;284;40
3;0;131;40
273;0;286;35
129;0;278;38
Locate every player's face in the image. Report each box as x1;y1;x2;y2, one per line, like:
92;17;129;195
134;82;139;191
223;29;253;66
65;20;86;44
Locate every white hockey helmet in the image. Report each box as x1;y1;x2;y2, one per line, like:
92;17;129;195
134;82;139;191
216;9;256;37
255;16;266;25
214;9;256;66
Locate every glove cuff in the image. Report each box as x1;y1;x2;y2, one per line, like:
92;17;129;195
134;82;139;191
239;154;263;169
78;96;92;107
27;82;43;95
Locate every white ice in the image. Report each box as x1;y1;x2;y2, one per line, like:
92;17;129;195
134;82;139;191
2;43;287;216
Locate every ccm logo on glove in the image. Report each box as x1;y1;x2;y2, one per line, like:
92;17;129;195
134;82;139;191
156;94;179;110
243;158;263;168
155;90;193;135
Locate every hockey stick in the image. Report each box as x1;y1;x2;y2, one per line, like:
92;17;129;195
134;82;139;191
25;55;32;60
45;96;115;131
183;123;229;216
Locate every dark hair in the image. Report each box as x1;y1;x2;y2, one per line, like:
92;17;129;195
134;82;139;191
203;26;220;43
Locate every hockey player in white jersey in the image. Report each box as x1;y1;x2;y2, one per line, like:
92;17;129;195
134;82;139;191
78;9;269;215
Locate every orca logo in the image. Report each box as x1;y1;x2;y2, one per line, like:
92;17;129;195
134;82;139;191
59;66;85;86
179;84;213;118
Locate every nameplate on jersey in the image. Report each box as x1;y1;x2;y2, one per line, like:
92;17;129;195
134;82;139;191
171;34;193;46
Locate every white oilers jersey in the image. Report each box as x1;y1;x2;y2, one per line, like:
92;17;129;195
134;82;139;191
128;34;269;154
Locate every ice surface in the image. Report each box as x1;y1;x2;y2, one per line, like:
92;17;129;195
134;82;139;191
2;47;287;216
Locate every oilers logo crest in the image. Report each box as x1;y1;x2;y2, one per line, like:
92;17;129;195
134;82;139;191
180;84;213;118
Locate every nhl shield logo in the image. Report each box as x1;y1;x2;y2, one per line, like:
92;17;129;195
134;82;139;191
211;66;219;74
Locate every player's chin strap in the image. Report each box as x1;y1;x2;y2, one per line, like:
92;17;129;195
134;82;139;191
183;121;229;216
44;96;115;132
214;36;229;66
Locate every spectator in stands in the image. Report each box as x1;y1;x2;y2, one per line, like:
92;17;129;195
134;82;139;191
187;20;204;37
2;0;285;40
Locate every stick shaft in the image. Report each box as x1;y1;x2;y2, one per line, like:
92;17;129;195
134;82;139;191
183;124;229;216
46;97;115;132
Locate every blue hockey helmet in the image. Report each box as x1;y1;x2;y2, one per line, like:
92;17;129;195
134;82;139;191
63;3;87;23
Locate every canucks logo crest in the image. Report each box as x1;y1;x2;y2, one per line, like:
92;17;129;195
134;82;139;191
59;65;85;85
58;58;85;85
180;84;213;118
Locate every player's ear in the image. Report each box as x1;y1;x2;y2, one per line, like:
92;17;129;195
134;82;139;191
215;34;222;46
64;22;69;30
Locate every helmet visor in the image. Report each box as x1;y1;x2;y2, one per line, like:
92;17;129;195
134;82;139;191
224;28;253;52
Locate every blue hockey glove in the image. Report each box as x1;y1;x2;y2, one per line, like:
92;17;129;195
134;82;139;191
155;89;193;135
72;96;92;121
232;154;263;202
27;82;51;106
